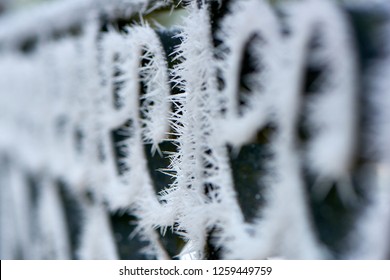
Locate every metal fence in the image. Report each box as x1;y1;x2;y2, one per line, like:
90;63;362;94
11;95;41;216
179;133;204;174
0;0;390;259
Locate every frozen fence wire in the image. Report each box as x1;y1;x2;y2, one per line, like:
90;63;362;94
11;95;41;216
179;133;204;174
0;0;390;259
